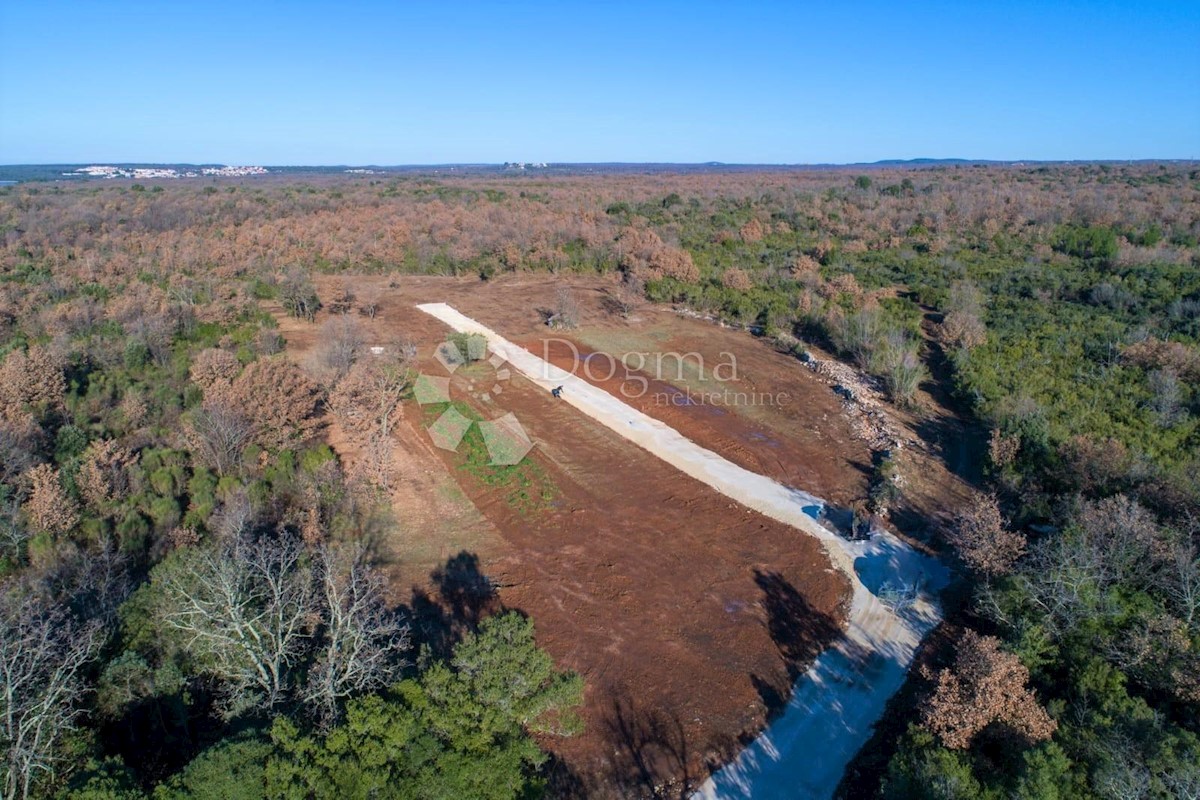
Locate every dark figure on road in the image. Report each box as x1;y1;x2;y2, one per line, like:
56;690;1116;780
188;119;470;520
551;385;563;399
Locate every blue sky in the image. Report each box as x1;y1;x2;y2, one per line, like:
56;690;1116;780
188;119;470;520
1;1;1197;164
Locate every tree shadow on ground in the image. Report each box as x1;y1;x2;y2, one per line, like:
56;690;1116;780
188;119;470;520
405;550;501;661
751;568;845;716
598;691;726;800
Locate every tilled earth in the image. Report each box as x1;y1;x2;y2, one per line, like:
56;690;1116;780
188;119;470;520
275;274;963;797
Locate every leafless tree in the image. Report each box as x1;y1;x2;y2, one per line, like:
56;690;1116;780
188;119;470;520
0;500;27;570
157;532;316;716
328;342;412;443
326;282;355;316
256;328;285;356
184;402;253;476
0;587;103;800
0;416;39;487
1147;368;1184;428
603;280;640;319
209;490;257;543
881;335;927;408
1163;540;1200;626
1093;736;1152;800
357;285;381;320
832;307;885;370
280;267;319;322
550;287;580;329
311;316;363;381
304;544;409;728
1161;759;1200;800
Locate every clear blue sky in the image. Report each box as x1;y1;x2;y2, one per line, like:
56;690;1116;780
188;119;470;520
1;1;1197;164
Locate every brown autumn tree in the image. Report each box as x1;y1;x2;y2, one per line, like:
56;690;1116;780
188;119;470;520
791;253;821;279
77;440;137;513
722;267;754;291
987;428;1020;470
739;218;765;243
232;358;323;450
328;344;412;438
924;630;1057;750
948;492;1026;577
22;464;79;536
189;348;243;393
0;346;66;417
648;246;699;283
937;310;987;351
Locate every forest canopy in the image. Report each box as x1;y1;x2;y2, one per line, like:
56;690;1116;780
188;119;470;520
0;163;1197;798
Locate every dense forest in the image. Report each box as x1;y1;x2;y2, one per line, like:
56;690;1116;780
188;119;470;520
1;163;1198;798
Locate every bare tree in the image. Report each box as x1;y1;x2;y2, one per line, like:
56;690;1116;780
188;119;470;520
0;499;28;570
1161;758;1200;800
325;282;355;316
183;402;253;476
881;335;927;408
209;490;256;542
1147;368;1184;428
357;285;381;320
0;416;40;487
304;544;409;728
603;279;640;319
1093;736;1152;800
156;533;316;716
1163;540;1200;626
311;316;363;381
279;268;319;322
549;287;580;329
0;587;103;800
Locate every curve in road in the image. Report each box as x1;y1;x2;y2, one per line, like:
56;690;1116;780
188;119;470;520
416;303;947;800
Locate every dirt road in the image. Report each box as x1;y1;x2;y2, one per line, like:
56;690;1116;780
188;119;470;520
417;302;947;800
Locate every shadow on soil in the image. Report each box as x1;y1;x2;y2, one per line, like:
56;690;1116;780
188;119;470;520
758;568;844;681
600;692;712;799
403;557;846;799
406;550;501;661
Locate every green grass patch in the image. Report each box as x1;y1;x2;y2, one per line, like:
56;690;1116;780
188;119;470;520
421;401;556;515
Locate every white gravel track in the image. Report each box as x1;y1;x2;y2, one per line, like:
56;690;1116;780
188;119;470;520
417;303;947;800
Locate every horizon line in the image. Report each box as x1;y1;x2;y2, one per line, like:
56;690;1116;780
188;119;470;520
4;157;1199;169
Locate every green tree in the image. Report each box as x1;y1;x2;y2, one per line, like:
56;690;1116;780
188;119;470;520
266;612;582;800
153;736;272;800
58;759;145;800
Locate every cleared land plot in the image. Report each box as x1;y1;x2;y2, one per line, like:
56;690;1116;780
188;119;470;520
275;277;854;796
418;302;946;800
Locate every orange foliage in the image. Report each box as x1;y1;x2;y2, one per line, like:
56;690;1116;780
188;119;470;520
924;630;1057;750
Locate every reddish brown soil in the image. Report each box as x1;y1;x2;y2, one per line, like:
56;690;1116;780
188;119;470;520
525;336;870;508
273;273;971;797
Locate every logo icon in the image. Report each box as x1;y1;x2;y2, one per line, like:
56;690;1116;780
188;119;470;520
414;335;533;465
